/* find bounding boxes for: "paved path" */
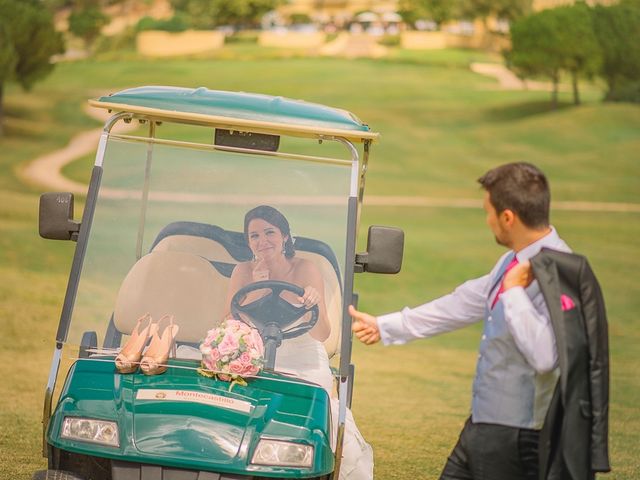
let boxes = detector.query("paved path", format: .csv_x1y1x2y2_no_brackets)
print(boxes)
19,103,136,195
363,196,640,213
470,62,555,91
18,101,640,213
320,33,388,58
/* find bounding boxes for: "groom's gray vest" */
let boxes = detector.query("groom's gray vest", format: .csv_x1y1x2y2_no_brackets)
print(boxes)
471,253,559,430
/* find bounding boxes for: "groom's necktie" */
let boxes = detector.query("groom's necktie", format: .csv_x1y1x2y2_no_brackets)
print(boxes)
491,256,519,309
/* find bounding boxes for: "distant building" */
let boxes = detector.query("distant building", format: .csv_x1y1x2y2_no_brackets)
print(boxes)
279,0,398,26
280,0,616,25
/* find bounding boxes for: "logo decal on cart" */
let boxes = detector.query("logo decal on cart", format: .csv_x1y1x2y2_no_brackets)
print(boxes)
136,389,252,413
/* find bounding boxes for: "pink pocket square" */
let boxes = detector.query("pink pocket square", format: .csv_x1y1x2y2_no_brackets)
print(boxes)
561,294,576,311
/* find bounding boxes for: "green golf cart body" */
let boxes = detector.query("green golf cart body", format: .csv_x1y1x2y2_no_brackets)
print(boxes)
36,86,403,480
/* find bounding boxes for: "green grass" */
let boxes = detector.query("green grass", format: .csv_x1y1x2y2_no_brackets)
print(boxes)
386,47,501,67
38,56,639,204
0,50,639,479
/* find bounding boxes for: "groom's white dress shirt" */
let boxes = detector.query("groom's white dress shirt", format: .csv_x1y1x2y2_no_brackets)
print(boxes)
377,227,571,374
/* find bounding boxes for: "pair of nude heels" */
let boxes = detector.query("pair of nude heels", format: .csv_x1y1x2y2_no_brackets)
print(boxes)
115,313,179,375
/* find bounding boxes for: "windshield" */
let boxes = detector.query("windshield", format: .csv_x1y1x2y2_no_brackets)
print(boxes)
63,130,355,387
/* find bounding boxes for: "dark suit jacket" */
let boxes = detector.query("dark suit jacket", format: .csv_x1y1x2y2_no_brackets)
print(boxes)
531,249,610,480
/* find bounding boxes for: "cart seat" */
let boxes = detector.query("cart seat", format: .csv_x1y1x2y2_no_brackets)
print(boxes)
113,250,225,344
149,221,344,358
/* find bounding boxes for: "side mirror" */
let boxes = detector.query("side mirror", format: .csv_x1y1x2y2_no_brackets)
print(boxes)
39,192,81,241
355,226,404,274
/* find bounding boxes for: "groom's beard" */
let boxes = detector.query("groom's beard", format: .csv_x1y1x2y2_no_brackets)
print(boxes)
493,227,510,248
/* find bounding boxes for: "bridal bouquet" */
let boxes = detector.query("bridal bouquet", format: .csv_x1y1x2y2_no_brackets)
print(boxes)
198,319,264,387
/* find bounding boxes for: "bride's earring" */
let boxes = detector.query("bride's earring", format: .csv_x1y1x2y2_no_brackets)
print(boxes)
282,242,286,255
252,253,257,262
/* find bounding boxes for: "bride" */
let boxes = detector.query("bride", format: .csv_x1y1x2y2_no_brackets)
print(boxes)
224,205,374,480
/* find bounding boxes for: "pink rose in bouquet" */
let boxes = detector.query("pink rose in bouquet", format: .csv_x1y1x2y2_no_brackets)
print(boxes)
198,319,264,385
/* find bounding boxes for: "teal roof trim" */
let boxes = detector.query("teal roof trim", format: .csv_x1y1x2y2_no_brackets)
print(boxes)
96,86,372,134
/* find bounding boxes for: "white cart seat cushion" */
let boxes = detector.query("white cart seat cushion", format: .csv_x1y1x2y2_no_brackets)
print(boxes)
114,250,227,343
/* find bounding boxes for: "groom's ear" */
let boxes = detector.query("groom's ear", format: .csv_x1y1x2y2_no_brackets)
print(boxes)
500,209,515,227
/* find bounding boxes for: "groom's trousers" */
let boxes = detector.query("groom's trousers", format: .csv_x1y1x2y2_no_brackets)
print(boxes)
439,417,539,480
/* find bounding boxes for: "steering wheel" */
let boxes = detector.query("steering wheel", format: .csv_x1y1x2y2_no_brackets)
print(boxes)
230,280,319,340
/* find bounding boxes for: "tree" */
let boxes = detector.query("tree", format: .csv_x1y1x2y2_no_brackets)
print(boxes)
170,0,283,30
43,0,74,10
459,0,531,49
0,0,64,136
460,0,532,24
493,0,532,23
509,4,601,107
68,4,110,50
398,0,461,28
550,3,601,105
593,0,640,102
508,9,564,107
0,24,16,136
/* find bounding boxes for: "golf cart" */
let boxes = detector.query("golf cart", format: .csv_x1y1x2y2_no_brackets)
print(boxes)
36,86,404,479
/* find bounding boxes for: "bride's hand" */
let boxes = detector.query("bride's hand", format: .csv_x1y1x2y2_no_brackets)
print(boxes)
251,257,269,282
298,286,320,309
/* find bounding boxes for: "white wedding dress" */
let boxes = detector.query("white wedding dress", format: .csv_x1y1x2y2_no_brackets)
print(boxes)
275,334,374,480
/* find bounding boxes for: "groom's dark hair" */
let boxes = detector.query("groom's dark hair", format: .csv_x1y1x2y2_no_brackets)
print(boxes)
478,162,550,229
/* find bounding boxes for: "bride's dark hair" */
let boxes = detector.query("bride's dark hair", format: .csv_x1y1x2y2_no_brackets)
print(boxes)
244,205,295,258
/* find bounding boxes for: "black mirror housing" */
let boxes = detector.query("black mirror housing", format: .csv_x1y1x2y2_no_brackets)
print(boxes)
356,225,404,274
39,192,81,241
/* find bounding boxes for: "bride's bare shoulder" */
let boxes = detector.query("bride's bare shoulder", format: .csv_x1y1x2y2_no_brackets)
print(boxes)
292,257,320,275
232,261,253,277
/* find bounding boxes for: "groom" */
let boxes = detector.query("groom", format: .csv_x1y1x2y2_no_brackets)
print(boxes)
351,162,573,479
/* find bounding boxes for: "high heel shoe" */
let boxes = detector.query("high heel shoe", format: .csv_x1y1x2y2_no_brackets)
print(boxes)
140,315,179,375
115,313,155,374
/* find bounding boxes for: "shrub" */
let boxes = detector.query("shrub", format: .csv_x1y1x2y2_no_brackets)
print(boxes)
136,13,190,33
378,34,401,47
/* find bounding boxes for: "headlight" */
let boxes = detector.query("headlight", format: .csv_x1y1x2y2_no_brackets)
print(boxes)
61,417,119,447
251,439,314,468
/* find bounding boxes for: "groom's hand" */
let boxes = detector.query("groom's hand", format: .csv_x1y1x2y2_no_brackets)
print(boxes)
503,260,533,290
349,305,381,345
